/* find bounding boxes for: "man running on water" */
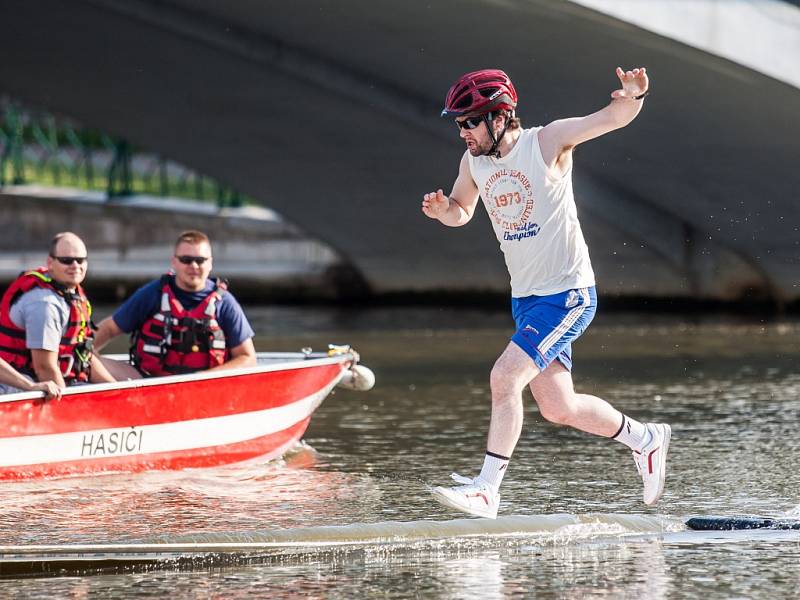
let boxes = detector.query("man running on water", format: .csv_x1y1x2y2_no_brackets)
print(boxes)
422,67,670,519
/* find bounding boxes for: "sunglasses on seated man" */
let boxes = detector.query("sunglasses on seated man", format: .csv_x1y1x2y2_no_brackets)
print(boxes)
50,255,88,265
175,255,211,266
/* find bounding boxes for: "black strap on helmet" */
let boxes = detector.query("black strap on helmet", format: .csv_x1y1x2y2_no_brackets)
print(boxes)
482,111,512,158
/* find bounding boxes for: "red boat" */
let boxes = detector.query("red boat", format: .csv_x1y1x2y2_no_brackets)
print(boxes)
0,348,374,481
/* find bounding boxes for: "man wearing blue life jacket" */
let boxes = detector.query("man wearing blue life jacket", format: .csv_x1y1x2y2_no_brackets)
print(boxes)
93,230,256,379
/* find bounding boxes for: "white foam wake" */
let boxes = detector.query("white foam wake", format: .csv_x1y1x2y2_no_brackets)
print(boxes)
150,512,681,546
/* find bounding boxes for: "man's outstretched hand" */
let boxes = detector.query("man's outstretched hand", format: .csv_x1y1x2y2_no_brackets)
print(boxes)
421,189,450,220
611,67,649,99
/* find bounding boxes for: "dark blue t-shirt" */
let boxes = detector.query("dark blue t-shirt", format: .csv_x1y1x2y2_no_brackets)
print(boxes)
112,277,255,348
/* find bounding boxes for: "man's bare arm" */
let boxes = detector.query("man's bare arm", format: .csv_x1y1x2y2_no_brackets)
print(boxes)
539,67,649,174
421,153,481,227
30,349,66,388
0,358,63,398
93,316,123,351
208,338,257,372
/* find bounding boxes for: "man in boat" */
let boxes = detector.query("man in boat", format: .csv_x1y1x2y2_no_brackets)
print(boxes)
422,67,671,518
0,231,116,394
93,229,256,379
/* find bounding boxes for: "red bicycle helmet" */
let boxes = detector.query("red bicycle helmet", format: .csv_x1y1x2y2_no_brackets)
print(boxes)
441,69,518,118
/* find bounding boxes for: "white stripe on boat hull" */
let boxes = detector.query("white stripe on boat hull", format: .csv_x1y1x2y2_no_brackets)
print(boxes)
0,382,335,468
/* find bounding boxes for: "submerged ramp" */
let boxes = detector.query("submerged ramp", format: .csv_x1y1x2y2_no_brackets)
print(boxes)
0,513,679,577
9,513,800,577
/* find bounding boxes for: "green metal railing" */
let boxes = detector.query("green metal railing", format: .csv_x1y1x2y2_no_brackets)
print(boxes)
0,102,245,208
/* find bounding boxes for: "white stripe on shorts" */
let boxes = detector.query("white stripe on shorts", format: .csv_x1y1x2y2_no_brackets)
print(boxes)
537,288,590,356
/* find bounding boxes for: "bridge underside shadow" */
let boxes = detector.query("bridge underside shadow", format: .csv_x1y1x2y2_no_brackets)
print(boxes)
1,0,798,304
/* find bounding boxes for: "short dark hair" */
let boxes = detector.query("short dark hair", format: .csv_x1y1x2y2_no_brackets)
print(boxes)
174,230,211,250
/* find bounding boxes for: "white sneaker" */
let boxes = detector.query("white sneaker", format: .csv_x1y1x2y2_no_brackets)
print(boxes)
431,473,500,519
633,423,671,505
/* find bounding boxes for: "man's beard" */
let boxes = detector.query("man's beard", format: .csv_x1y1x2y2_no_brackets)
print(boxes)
467,138,493,157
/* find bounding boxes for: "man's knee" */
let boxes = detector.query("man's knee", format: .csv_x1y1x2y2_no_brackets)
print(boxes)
100,356,142,380
490,351,537,398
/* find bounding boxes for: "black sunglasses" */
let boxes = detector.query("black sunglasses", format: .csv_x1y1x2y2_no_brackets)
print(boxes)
455,116,484,130
175,255,211,266
51,255,88,265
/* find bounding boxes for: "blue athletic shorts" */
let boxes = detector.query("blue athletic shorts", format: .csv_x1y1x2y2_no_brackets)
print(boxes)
510,286,597,372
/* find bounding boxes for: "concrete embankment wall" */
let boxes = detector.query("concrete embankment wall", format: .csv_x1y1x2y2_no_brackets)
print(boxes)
2,187,795,310
0,187,357,302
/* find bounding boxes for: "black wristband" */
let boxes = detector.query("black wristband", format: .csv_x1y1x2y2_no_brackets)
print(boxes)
634,91,649,100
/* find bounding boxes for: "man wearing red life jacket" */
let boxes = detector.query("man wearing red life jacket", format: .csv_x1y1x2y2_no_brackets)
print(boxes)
0,232,116,394
93,230,256,379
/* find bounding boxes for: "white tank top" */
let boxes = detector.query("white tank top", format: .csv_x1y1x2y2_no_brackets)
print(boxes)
467,127,595,297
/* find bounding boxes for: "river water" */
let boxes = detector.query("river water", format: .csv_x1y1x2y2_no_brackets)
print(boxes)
2,306,799,598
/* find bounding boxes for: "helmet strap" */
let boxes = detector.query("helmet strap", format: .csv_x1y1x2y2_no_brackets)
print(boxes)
482,111,510,158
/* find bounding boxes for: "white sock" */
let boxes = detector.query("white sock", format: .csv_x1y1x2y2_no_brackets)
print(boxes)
478,452,510,491
613,415,650,452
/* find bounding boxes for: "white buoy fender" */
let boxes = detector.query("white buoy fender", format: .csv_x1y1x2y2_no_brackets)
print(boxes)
337,364,376,391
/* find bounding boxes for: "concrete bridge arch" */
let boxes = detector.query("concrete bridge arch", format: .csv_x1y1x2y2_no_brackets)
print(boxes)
1,0,798,304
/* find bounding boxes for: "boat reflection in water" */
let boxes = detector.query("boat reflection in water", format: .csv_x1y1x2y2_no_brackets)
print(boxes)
0,347,375,481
